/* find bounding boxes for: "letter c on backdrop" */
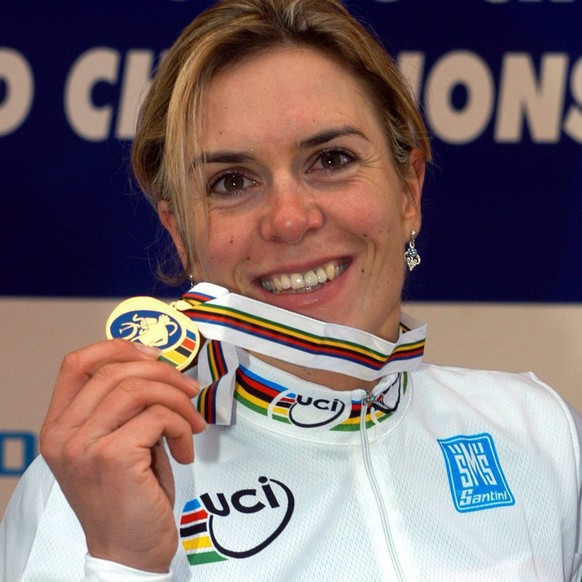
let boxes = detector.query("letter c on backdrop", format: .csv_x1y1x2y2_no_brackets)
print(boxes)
64,47,120,141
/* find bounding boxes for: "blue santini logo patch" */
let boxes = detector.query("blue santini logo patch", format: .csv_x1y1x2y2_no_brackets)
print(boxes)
438,433,515,513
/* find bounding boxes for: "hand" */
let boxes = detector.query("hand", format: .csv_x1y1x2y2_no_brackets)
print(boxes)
40,339,206,573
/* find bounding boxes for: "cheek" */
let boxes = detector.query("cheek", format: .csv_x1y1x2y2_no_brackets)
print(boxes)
355,207,399,241
343,183,403,228
206,239,232,263
202,223,255,283
204,214,236,255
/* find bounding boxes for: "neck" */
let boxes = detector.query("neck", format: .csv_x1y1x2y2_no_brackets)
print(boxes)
250,311,405,392
251,351,379,392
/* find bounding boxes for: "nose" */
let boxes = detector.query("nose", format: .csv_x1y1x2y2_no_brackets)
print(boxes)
259,184,324,244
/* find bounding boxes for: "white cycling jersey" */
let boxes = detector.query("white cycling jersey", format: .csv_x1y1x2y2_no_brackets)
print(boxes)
2,342,581,581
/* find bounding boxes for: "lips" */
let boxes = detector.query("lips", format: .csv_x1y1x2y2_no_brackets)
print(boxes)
259,260,348,293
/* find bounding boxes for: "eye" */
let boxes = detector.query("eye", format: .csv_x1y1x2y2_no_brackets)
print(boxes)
308,149,356,174
208,170,259,197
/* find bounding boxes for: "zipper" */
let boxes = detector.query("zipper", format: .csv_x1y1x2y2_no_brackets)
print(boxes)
360,390,405,582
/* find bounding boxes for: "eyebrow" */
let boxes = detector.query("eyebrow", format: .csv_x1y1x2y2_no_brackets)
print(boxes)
196,125,369,167
199,151,255,165
298,126,369,149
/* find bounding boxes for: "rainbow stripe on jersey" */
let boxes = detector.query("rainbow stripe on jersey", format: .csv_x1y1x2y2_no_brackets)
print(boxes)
231,364,406,431
180,498,227,566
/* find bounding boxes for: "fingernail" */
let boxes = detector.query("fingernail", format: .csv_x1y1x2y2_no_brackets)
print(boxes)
133,342,162,358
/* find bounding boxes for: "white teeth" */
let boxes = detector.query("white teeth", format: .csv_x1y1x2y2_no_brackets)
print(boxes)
325,263,336,281
304,270,318,287
291,273,304,289
260,261,346,293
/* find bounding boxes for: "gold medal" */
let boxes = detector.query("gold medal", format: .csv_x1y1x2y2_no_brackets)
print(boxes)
106,296,201,370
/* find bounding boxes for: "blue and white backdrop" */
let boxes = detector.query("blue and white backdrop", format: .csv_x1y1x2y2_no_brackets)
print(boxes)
1,0,581,513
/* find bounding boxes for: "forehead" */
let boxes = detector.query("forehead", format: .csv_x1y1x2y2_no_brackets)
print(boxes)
200,46,381,149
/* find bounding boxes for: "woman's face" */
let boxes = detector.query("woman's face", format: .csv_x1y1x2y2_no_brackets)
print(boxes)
162,47,423,342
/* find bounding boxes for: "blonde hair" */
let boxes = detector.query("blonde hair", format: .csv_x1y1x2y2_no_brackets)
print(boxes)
132,0,431,283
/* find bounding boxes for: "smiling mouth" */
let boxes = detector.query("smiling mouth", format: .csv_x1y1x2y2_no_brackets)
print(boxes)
259,260,348,294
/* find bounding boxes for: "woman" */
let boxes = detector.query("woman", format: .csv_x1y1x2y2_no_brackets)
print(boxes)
1,0,580,580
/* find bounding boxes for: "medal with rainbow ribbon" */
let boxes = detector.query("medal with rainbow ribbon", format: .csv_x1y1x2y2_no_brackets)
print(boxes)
106,296,201,371
106,282,427,424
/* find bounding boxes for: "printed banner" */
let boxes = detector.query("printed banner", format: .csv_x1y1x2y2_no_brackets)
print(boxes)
1,0,581,300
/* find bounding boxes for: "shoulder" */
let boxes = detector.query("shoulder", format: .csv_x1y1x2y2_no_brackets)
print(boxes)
411,363,581,462
415,362,572,411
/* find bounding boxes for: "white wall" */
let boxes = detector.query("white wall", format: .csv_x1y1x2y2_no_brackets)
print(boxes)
1,298,581,517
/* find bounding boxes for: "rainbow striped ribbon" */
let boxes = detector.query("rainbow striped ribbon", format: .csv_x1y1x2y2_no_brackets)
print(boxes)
172,282,426,425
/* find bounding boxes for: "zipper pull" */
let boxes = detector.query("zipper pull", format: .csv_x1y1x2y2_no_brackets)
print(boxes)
363,390,375,407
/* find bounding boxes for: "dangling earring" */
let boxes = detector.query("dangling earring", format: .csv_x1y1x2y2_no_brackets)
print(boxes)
404,230,421,271
188,273,196,287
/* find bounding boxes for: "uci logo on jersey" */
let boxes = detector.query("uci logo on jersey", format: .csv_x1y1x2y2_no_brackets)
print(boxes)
180,476,295,566
438,433,515,513
287,395,346,428
234,365,350,429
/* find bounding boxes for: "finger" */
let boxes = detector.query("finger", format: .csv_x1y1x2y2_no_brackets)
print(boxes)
45,339,162,425
85,404,200,468
119,405,198,465
45,387,205,479
52,359,200,429
81,376,206,440
42,375,205,466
